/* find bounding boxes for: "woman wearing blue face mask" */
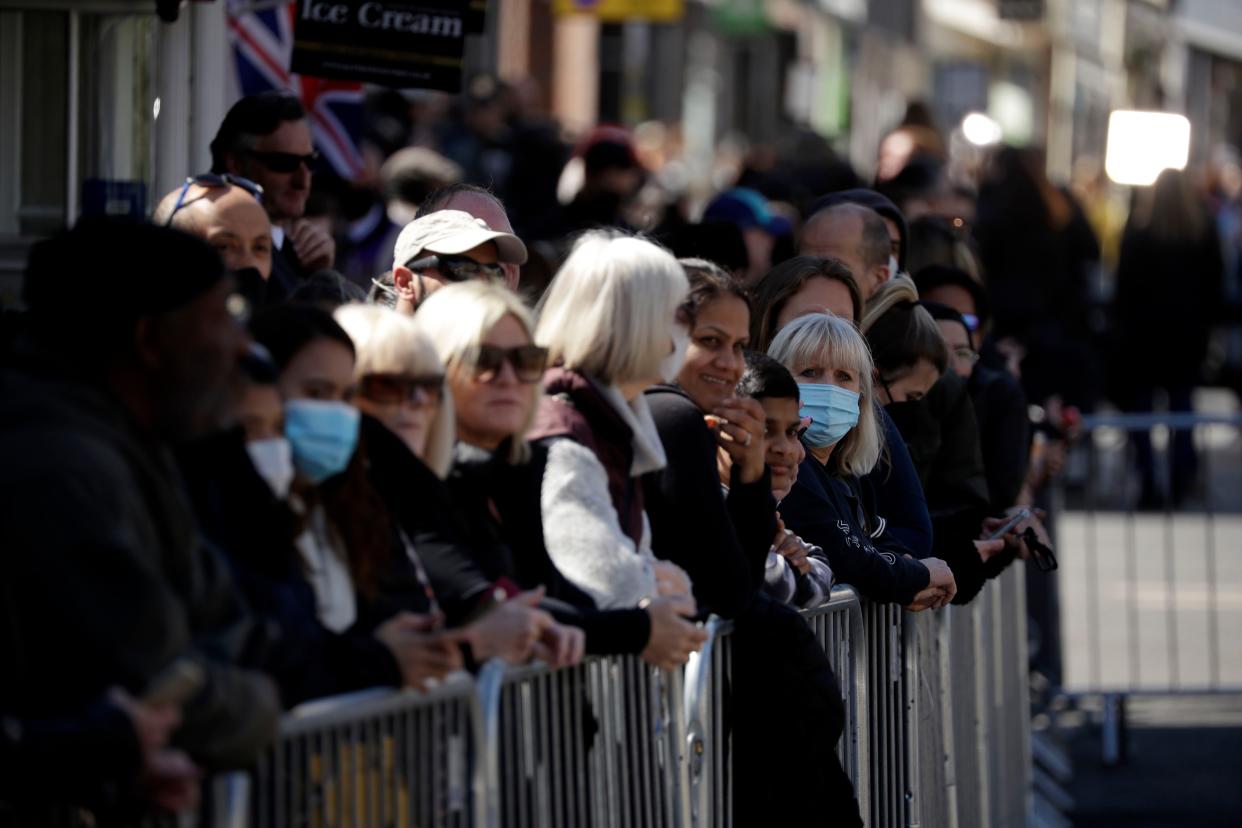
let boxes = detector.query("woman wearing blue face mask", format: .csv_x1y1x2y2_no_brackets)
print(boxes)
768,312,958,609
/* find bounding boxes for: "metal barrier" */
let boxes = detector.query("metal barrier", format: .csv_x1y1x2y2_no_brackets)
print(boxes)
681,586,866,828
475,655,686,828
96,571,1035,828
1056,411,1242,696
249,678,486,827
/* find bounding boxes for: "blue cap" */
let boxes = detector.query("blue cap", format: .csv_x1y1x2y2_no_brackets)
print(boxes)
703,188,792,236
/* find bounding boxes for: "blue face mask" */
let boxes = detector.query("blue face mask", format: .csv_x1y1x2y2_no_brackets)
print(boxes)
797,383,860,448
284,399,361,484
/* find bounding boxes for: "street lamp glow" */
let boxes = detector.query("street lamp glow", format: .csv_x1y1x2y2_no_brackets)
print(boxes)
1105,110,1190,186
962,112,1002,146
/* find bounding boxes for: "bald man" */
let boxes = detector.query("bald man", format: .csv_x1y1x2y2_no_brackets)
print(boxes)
153,181,274,281
799,203,892,299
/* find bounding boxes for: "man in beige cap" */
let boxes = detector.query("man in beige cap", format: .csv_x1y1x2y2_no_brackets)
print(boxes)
379,209,527,314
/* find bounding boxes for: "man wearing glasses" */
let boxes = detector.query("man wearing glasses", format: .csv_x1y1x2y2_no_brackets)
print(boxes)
210,91,335,297
374,209,527,315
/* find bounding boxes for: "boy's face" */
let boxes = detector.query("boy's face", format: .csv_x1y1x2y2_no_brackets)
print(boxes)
759,395,804,501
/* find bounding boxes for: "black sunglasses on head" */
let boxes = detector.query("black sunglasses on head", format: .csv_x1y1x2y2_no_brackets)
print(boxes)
406,254,505,283
246,149,320,173
164,173,264,226
473,344,548,384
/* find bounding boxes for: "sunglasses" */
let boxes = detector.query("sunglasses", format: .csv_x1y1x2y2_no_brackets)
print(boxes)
407,254,505,283
473,344,548,384
246,150,320,173
165,173,264,226
360,373,444,406
953,346,980,365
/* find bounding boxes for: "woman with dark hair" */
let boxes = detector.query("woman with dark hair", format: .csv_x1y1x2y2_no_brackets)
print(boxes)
249,303,578,678
647,259,864,827
861,280,1005,604
749,255,863,351
1114,168,1224,506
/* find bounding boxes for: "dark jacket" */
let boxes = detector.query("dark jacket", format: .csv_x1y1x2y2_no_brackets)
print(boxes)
359,415,496,627
779,454,930,605
863,407,934,558
641,384,776,619
887,373,1008,604
446,442,652,655
0,362,279,779
1113,222,1225,392
178,428,403,707
969,364,1029,511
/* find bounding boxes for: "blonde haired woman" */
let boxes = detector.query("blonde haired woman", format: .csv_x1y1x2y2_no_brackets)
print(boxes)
768,312,957,608
334,303,456,477
417,279,707,668
521,231,697,611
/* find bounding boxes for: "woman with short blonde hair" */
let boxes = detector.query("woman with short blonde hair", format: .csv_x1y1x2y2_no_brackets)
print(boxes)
334,303,456,478
768,312,959,609
535,231,690,388
417,278,706,669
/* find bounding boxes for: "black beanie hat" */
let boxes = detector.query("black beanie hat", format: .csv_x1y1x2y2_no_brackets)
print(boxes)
23,217,226,352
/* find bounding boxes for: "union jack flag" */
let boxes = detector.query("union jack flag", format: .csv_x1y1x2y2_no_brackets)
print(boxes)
225,1,367,181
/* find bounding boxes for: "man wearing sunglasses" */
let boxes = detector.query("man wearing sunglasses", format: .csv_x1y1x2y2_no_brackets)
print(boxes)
210,91,335,296
383,209,527,315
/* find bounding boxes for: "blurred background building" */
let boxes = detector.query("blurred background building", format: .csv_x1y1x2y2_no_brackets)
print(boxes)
1,0,1240,292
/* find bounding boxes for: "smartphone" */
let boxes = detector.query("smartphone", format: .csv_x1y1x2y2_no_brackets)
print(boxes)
143,659,205,706
986,507,1031,541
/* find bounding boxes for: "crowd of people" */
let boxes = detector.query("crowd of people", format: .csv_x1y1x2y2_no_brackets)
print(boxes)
1,85,1231,825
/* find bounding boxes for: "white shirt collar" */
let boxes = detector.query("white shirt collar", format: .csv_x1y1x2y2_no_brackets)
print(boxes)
595,380,668,477
271,225,285,251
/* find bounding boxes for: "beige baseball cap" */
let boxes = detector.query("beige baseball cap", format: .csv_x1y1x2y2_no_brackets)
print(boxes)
392,209,528,270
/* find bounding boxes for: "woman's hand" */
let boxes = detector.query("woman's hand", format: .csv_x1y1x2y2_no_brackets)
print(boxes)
375,612,465,689
640,595,708,671
709,397,766,484
654,560,693,596
466,588,555,665
533,622,587,669
904,557,956,610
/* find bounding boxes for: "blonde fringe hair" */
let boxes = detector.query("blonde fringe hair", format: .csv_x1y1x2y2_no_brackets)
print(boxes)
860,274,919,333
333,303,457,479
767,312,885,477
535,231,689,385
414,280,540,465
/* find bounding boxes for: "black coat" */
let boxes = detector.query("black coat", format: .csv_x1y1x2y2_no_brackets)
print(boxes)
445,442,651,655
1113,223,1224,392
779,455,930,606
969,364,1029,511
641,384,776,619
0,360,279,780
178,428,403,707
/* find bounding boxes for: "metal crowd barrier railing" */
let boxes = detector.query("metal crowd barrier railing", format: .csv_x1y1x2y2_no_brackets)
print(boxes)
1051,410,1242,763
123,571,1033,827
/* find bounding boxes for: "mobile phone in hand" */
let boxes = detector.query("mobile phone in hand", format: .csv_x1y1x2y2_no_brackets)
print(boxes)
986,507,1031,541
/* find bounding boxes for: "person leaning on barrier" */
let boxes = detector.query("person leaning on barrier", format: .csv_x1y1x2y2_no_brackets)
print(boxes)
0,218,280,819
523,231,700,613
651,259,863,826
178,346,450,706
414,280,706,669
862,278,1005,604
750,255,935,559
728,351,836,609
768,312,957,608
335,302,585,669
249,304,576,678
